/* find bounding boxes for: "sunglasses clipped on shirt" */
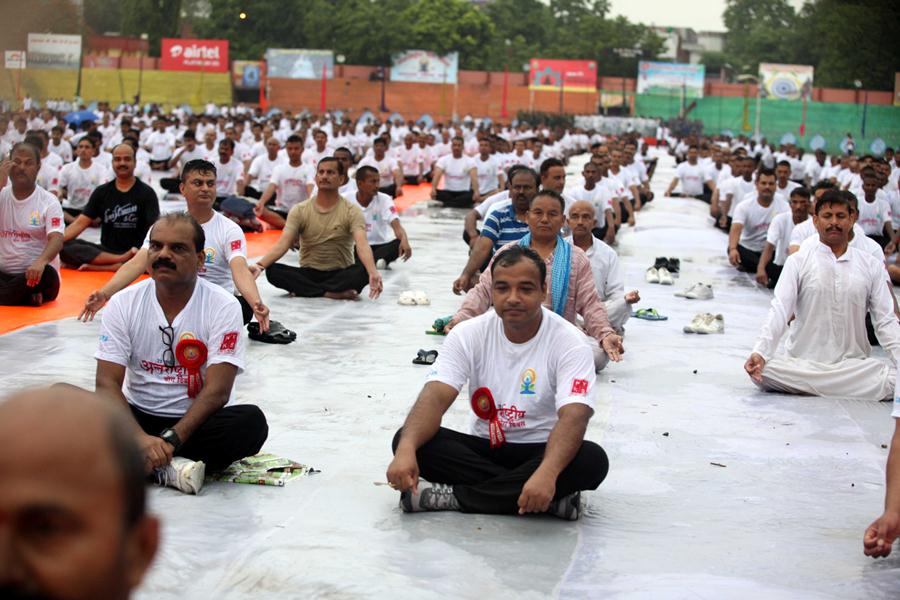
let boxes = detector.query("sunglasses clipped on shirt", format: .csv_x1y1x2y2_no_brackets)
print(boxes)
159,325,175,368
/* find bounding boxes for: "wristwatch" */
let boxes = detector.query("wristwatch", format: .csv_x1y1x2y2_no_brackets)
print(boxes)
160,428,182,452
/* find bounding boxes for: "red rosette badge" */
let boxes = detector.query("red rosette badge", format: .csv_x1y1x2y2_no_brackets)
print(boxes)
175,338,208,398
471,387,506,448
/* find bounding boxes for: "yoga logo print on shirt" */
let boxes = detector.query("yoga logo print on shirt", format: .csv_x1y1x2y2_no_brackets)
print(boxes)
29,211,41,227
199,247,217,272
520,368,537,395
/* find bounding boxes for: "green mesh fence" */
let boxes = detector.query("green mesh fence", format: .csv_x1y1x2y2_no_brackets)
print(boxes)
634,94,900,153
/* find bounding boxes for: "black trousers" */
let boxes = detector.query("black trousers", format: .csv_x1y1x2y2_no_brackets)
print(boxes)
436,189,474,208
766,262,784,289
392,427,609,514
160,177,180,193
236,294,253,325
737,244,762,274
364,239,401,266
130,404,268,472
403,175,420,186
244,185,262,200
0,266,60,305
379,183,397,198
618,198,633,223
715,215,733,233
60,239,115,267
266,262,368,297
868,233,890,249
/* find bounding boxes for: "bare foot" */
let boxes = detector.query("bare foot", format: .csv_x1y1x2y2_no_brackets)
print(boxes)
324,290,359,300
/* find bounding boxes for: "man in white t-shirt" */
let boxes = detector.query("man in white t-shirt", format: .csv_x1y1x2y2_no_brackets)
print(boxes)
303,129,334,172
756,186,811,288
431,136,477,208
253,135,313,230
568,161,615,245
858,167,894,250
0,142,65,305
358,137,403,198
144,120,175,170
245,136,284,198
387,245,609,518
472,138,504,203
774,160,801,202
59,137,110,223
81,159,275,338
715,156,756,231
397,133,424,185
728,169,788,274
48,125,74,163
94,212,268,494
350,166,412,267
666,145,710,200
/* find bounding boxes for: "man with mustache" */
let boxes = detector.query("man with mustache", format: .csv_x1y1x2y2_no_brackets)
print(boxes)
93,213,268,494
60,143,159,271
744,190,900,401
80,160,272,337
0,142,65,306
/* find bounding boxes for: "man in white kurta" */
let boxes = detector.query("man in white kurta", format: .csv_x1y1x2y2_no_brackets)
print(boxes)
745,191,900,400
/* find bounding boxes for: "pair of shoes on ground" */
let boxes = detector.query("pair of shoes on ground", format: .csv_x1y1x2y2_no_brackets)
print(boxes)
155,456,205,495
247,320,297,344
399,290,430,305
674,283,714,300
684,313,725,334
399,480,582,520
646,257,679,285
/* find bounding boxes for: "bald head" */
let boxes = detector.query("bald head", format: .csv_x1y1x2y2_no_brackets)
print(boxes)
0,386,157,600
567,200,598,242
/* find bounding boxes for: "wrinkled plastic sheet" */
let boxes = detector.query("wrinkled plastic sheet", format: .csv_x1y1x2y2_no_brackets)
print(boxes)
1,152,898,599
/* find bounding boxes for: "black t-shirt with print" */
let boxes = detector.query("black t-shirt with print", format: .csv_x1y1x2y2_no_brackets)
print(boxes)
82,179,160,252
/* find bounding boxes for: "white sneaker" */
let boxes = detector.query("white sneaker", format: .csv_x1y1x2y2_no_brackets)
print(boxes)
412,290,430,305
657,267,674,285
683,313,707,333
645,267,660,283
155,457,205,495
694,313,725,334
684,284,714,300
398,291,417,305
376,258,388,269
674,283,699,298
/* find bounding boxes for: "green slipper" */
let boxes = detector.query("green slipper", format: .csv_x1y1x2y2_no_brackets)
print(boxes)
632,308,668,321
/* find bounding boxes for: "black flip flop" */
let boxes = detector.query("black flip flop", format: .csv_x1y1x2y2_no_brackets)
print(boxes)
248,321,297,344
412,349,438,365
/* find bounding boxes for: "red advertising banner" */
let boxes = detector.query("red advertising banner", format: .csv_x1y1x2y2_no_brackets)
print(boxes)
529,59,597,93
160,38,228,72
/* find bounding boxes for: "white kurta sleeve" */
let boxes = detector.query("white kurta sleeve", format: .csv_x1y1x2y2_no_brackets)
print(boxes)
752,253,801,361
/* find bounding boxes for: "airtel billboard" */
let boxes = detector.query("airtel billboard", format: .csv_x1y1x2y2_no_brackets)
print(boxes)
160,38,228,72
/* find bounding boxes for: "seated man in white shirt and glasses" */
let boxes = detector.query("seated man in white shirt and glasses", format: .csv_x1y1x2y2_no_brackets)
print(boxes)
92,213,268,494
387,245,609,519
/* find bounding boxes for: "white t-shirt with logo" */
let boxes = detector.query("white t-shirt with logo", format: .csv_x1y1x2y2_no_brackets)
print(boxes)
143,211,246,293
567,184,613,228
59,161,110,210
0,185,65,273
211,158,244,197
358,154,400,188
435,155,475,191
733,197,789,252
396,145,423,177
766,212,807,266
426,308,596,444
674,161,707,196
349,192,398,245
95,278,245,417
473,155,503,194
248,154,285,190
857,197,892,236
270,162,313,211
724,177,757,217
146,131,175,161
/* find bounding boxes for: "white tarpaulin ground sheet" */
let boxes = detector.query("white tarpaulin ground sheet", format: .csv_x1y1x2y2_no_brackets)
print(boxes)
1,151,898,598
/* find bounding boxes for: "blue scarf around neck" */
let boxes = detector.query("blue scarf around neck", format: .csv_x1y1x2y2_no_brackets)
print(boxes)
518,233,571,316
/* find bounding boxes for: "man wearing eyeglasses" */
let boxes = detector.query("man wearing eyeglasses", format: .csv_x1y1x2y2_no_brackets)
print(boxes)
93,212,268,494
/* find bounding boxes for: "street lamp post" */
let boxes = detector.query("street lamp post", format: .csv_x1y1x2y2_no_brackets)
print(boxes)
136,33,149,106
501,38,511,119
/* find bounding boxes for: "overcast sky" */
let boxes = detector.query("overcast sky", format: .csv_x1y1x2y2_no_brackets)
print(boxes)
607,0,808,32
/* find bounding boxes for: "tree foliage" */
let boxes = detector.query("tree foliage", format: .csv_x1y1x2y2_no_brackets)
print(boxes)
721,0,899,90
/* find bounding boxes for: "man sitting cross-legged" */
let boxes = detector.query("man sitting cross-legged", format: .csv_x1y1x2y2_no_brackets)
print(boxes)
255,157,383,300
349,165,412,268
744,190,900,400
387,245,609,518
92,213,268,494
80,160,271,335
61,143,159,271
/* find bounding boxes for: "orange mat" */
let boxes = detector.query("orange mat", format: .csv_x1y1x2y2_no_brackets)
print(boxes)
0,185,433,335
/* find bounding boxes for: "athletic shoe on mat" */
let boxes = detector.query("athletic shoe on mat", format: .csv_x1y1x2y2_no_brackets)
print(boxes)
155,457,205,495
694,313,725,334
548,491,582,521
683,313,708,333
684,283,714,300
645,267,660,284
657,267,674,285
400,481,460,512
